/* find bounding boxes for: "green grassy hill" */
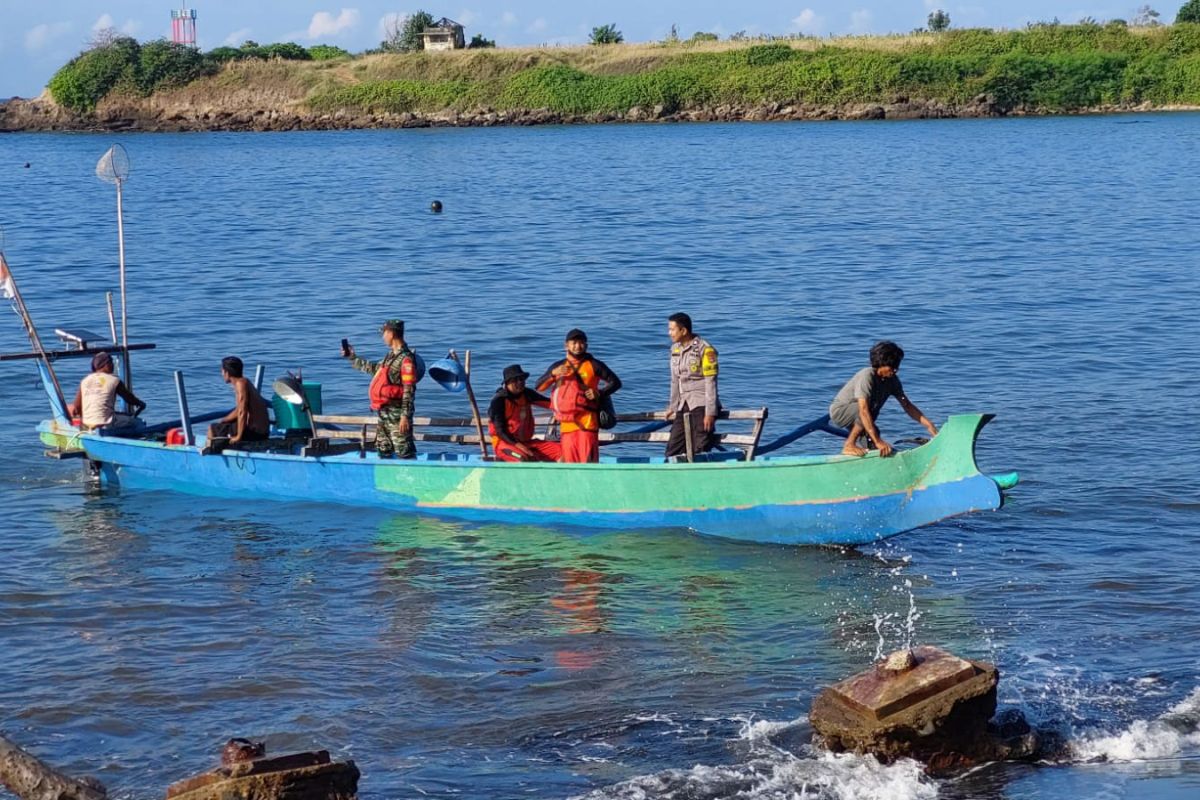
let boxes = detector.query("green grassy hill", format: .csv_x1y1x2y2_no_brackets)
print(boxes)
24,23,1200,129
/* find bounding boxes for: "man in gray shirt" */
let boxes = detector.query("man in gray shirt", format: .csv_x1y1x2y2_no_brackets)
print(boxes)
829,341,938,457
666,312,719,459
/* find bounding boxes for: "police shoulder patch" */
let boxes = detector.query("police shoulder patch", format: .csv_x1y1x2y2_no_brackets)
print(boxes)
701,346,718,377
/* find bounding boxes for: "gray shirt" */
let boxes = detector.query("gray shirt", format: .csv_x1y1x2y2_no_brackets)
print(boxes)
668,336,719,417
829,367,903,428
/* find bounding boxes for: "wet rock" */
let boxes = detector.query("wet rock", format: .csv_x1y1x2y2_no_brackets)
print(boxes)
881,648,918,673
221,738,265,766
811,647,1008,772
167,750,358,800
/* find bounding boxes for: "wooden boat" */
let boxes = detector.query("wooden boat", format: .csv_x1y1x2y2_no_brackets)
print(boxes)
3,257,1016,547
2,185,1016,547
26,403,1013,546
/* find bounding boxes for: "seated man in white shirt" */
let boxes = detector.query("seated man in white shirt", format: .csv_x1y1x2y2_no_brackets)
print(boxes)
66,351,145,431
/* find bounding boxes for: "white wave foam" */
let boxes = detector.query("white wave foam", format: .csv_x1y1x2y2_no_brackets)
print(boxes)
572,751,936,800
737,715,807,745
761,752,937,800
1072,686,1200,762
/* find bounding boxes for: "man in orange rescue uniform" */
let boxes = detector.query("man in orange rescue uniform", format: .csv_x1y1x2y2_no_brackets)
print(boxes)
487,364,561,463
536,329,622,463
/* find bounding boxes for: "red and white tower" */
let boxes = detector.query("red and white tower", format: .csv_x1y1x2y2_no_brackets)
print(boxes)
170,3,198,47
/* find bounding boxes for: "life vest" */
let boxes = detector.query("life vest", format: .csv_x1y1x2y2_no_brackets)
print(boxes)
552,357,599,433
488,391,537,449
368,349,416,411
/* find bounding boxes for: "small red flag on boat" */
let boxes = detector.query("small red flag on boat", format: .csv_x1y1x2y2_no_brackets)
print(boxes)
0,252,16,301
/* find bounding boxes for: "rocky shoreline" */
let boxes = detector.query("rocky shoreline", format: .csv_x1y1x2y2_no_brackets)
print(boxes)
0,95,1184,133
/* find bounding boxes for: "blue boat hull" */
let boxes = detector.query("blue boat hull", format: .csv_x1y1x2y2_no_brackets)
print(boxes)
44,414,1008,547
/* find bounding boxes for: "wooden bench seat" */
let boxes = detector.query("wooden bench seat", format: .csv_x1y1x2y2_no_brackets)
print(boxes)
308,407,769,461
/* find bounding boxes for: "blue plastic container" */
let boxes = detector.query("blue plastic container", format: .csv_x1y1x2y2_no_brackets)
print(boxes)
427,357,466,393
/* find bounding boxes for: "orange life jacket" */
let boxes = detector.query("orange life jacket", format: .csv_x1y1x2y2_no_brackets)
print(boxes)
368,350,416,411
552,358,599,433
488,392,537,448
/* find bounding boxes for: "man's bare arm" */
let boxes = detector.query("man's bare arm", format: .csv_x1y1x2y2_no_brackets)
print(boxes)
858,397,893,457
231,381,248,442
67,388,83,418
898,395,938,437
116,382,145,413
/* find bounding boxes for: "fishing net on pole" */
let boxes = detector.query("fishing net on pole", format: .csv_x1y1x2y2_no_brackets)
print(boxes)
95,144,130,184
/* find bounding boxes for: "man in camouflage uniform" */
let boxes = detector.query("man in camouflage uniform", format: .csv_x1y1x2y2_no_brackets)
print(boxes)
345,319,417,459
665,312,720,460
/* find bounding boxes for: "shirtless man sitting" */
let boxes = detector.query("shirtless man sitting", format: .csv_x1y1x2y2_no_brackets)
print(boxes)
204,356,270,452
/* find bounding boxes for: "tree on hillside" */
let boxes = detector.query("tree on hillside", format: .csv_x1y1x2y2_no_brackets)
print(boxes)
927,10,951,31
590,24,624,45
88,26,125,49
467,34,495,49
1133,5,1162,25
1178,1,1200,23
381,10,435,52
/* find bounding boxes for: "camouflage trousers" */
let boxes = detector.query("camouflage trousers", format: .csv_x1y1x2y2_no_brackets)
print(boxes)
377,405,416,459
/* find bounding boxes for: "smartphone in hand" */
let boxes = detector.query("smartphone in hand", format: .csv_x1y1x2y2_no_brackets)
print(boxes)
341,338,351,357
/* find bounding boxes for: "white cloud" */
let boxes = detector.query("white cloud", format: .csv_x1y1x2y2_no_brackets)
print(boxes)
224,28,253,46
24,22,71,52
91,13,139,37
848,9,873,33
791,9,825,34
307,8,360,40
501,11,518,26
527,17,547,33
456,9,477,26
923,0,939,8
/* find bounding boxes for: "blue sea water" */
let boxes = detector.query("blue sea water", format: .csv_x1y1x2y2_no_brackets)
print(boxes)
0,115,1198,799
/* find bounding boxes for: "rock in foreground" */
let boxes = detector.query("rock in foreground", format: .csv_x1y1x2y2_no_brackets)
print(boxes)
810,645,1043,774
166,750,358,800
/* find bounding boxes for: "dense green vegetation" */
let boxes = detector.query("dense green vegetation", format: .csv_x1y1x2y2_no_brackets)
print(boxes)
309,23,1200,115
46,23,1200,117
48,38,338,112
590,25,625,45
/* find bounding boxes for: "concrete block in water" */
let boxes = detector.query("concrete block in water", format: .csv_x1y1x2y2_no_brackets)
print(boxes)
810,645,1000,765
166,750,358,800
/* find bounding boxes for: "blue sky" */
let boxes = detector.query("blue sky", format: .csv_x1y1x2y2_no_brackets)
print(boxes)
0,2,1175,97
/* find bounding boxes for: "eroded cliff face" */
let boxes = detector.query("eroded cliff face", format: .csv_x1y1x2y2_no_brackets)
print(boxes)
0,92,1179,134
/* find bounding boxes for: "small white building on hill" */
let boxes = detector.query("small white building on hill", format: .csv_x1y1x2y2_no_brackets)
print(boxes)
422,18,466,51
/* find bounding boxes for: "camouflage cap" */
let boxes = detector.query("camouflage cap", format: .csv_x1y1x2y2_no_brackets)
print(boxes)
381,319,405,337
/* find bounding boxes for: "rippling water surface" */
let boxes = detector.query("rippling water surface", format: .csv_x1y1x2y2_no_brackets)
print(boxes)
1,116,1198,799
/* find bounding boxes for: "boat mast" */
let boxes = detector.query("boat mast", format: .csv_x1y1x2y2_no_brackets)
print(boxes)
0,246,69,418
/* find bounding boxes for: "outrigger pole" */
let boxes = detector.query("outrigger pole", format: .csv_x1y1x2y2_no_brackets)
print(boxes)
0,246,69,419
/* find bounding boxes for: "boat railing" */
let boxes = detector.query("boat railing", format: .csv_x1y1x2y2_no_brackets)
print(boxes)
308,407,770,461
